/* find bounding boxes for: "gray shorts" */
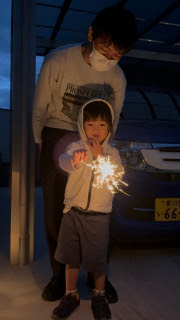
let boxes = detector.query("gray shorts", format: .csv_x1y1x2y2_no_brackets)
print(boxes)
55,207,110,272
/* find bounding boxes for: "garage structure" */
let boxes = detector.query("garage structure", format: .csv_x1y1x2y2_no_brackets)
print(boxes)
10,0,180,265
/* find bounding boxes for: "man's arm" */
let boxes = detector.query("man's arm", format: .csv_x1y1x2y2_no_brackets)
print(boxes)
32,53,58,144
110,69,127,135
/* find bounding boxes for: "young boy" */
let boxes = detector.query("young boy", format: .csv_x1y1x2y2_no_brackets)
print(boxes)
52,99,123,320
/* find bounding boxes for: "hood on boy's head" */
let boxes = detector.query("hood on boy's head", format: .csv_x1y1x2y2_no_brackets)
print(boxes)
78,98,114,145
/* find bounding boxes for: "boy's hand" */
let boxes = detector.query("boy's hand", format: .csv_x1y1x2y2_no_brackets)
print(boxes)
72,149,88,166
87,137,103,159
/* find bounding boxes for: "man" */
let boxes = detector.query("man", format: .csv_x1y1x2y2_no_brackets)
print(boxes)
33,2,137,303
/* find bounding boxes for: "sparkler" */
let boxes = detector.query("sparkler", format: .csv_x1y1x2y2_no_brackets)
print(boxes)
83,155,129,195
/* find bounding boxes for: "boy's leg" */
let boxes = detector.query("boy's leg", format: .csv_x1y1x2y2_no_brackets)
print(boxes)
87,240,118,303
93,271,106,291
91,272,111,320
52,265,80,320
66,264,79,291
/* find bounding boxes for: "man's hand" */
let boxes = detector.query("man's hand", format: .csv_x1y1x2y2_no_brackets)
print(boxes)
72,149,88,166
87,137,103,159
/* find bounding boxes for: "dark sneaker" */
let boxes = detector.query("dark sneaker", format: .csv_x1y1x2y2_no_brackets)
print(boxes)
42,277,65,301
105,277,118,304
87,274,118,304
52,293,80,320
91,294,111,320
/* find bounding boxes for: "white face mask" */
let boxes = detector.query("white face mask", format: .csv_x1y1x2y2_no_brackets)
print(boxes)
89,44,118,72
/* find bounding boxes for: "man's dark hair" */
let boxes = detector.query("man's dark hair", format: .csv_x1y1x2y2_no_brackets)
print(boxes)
91,3,137,53
83,101,113,137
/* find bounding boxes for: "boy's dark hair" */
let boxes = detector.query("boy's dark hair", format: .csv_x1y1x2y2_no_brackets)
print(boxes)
83,101,113,137
91,3,137,53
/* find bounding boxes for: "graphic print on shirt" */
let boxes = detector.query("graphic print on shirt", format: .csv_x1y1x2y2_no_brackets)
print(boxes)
61,83,113,122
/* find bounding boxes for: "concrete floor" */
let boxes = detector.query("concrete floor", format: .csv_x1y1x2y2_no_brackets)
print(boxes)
1,187,180,320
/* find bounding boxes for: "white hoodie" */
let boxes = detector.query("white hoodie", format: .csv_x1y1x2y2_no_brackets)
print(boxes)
59,99,123,213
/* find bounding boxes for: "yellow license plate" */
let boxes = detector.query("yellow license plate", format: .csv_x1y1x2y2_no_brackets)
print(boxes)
155,198,180,221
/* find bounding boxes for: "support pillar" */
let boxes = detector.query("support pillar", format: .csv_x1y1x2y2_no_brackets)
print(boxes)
10,0,36,265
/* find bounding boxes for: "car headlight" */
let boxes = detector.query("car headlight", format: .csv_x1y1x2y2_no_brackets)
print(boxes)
111,141,152,170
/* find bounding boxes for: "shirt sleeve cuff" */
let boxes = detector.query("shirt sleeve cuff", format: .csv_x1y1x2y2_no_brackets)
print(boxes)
34,138,42,144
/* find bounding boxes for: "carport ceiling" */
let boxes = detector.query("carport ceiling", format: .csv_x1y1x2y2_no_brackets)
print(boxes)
35,0,180,91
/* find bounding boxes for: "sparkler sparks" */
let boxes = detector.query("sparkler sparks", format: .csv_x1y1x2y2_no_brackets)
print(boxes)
83,155,129,195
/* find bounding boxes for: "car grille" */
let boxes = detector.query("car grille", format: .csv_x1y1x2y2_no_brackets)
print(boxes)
141,143,180,172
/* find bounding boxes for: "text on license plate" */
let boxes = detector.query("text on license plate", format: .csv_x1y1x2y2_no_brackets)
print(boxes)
155,198,180,221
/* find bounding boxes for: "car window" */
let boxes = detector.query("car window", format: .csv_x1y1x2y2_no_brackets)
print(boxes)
145,92,180,121
121,89,180,121
121,90,152,120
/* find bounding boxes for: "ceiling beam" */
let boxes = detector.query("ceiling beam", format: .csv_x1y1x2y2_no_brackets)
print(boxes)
137,88,157,119
126,49,180,63
36,2,61,9
137,0,180,38
37,37,180,62
45,0,72,55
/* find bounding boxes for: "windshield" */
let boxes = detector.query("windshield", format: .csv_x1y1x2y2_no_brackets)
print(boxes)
120,89,180,121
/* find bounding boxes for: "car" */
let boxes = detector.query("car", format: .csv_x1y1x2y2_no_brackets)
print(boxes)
110,88,180,246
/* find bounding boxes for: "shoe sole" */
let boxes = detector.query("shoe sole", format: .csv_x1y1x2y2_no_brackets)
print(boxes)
51,305,80,320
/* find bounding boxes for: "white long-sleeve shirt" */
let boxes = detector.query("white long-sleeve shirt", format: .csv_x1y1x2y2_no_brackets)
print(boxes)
33,44,127,143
